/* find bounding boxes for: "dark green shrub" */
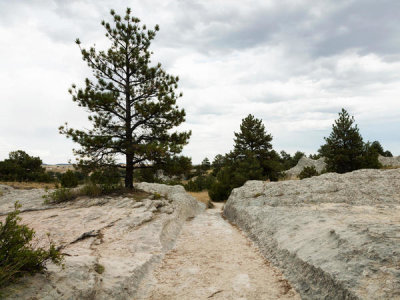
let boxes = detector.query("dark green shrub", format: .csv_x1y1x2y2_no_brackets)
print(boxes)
299,166,319,179
360,142,382,169
43,188,77,204
208,153,267,202
0,202,63,289
208,181,232,202
184,175,216,192
60,170,79,188
0,150,53,182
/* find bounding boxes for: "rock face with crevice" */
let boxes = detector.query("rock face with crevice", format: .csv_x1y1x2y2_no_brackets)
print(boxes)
224,169,400,300
285,156,326,178
0,183,204,299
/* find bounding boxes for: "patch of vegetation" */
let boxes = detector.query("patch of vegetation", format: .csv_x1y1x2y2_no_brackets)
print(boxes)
94,263,105,274
184,175,215,192
79,183,103,198
153,192,162,200
43,188,77,204
59,170,79,188
0,202,63,289
318,109,382,173
299,166,319,179
0,150,53,183
44,180,123,204
208,114,283,202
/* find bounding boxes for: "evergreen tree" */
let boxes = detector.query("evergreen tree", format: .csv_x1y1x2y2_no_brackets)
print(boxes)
0,150,51,182
370,141,393,157
209,114,281,201
319,109,364,173
59,8,190,188
211,154,225,176
201,157,211,171
233,114,273,156
232,114,281,180
361,142,382,169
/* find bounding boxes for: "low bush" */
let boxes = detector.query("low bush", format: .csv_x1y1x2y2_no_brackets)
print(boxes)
184,175,215,192
299,166,319,179
79,183,103,198
0,202,63,289
59,170,79,188
43,188,77,204
208,181,232,202
44,182,123,204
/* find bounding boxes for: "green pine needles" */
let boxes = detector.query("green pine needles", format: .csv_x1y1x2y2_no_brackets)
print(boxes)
60,8,190,188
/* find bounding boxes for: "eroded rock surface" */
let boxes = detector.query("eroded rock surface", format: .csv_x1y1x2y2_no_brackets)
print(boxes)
285,156,326,178
138,202,300,300
224,169,400,300
378,154,400,168
0,183,204,299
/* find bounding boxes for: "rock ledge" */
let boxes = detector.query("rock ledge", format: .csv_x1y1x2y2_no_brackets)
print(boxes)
224,169,400,300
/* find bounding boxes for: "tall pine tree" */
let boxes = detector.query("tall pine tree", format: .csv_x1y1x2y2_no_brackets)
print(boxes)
209,114,281,201
233,114,273,156
319,108,364,173
60,8,190,188
232,114,281,180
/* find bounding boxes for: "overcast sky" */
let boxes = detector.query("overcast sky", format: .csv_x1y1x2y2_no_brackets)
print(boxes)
1,0,400,164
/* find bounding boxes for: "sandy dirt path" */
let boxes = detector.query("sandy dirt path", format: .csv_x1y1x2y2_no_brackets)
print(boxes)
140,203,300,300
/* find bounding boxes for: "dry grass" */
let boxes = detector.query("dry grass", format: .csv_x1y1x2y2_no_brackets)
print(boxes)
0,181,57,189
189,191,214,208
43,165,75,173
380,165,400,170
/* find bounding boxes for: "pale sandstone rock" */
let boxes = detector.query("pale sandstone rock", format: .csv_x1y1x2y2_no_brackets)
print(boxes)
224,169,400,300
378,154,400,167
285,156,326,178
0,183,204,299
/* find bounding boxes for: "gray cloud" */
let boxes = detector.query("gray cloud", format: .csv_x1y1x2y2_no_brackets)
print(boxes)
0,0,400,164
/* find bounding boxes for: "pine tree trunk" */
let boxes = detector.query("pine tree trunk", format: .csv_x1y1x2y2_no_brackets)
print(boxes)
124,45,133,189
125,154,134,189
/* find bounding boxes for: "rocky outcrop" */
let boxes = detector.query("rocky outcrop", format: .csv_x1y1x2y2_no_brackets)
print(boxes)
378,155,400,168
0,183,204,299
285,156,326,178
224,169,400,299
